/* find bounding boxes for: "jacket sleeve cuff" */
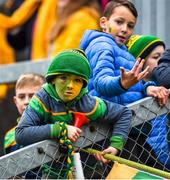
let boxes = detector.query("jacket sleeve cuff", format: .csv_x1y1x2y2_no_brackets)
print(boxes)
119,78,128,90
108,77,127,95
143,81,157,95
110,135,125,151
51,123,61,139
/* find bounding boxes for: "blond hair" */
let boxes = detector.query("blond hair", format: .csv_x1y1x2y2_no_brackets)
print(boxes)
15,73,45,92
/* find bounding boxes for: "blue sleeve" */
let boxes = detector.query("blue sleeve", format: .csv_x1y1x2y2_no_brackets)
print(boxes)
92,49,126,97
143,81,157,95
15,106,52,146
98,99,132,150
103,101,132,140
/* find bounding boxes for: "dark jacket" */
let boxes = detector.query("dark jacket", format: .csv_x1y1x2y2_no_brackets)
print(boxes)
151,49,170,88
15,83,132,151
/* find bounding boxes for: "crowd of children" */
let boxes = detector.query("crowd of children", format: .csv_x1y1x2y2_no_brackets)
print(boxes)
1,0,170,178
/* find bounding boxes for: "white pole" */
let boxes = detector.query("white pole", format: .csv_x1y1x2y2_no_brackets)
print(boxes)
73,152,85,179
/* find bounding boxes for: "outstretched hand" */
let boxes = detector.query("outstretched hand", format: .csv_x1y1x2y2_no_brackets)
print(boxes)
94,146,118,164
147,86,169,107
67,125,82,142
120,58,149,89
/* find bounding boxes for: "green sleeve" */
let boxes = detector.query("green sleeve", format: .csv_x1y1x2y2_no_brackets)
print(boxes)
110,136,125,151
50,123,61,139
29,95,49,123
88,97,106,121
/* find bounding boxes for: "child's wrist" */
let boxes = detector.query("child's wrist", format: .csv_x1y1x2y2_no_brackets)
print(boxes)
120,79,128,90
143,81,156,95
110,136,124,151
51,123,61,139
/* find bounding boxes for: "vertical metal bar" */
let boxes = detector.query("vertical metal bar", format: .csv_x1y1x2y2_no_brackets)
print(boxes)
156,0,165,40
141,0,152,34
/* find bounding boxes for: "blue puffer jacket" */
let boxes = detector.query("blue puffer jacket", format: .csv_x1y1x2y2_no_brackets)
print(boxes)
80,30,153,105
147,115,170,168
80,30,170,169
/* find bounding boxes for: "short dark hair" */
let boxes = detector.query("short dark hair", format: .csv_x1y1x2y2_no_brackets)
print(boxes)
103,0,138,19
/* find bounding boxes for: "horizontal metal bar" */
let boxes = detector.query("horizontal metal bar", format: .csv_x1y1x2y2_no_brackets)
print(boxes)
0,60,51,84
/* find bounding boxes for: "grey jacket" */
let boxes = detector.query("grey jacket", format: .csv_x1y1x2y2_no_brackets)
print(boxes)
151,49,170,88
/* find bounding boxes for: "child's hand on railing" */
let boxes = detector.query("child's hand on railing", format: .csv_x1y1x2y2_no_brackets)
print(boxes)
146,86,169,106
67,125,81,142
94,146,119,164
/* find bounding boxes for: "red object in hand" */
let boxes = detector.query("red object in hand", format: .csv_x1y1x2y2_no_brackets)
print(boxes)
73,112,89,128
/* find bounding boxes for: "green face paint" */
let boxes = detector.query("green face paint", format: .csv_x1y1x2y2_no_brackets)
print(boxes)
52,73,83,102
109,27,112,33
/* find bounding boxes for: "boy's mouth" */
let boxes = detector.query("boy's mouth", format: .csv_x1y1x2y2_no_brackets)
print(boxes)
117,35,126,43
65,91,74,95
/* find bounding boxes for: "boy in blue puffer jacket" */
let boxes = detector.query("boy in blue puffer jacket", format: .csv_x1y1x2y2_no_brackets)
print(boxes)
80,0,169,170
80,0,168,106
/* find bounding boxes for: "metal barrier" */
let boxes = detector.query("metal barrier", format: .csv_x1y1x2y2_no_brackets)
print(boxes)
0,95,170,179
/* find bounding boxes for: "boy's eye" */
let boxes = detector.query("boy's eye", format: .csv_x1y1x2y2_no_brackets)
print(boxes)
18,95,25,100
75,78,83,83
151,53,161,60
152,56,160,61
116,20,123,25
29,94,34,99
59,75,68,81
128,23,135,29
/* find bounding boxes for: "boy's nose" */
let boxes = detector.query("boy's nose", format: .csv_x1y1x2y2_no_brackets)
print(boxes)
121,24,128,33
24,96,30,105
67,80,74,88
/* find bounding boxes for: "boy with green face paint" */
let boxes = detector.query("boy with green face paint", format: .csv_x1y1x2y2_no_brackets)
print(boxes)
52,74,84,103
15,49,132,178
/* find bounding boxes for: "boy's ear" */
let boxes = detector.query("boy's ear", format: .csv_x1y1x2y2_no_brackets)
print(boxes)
13,96,17,105
100,17,107,31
